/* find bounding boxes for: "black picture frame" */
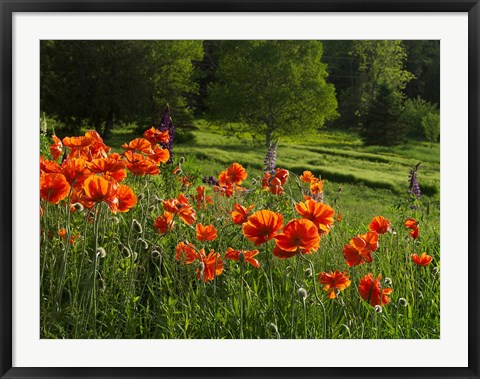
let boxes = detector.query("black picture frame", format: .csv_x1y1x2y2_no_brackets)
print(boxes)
1,1,479,378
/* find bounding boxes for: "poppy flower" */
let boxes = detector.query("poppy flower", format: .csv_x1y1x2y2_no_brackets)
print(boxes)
62,135,94,149
319,270,351,299
196,223,217,242
175,241,200,264
40,173,71,204
193,186,213,209
40,157,61,174
274,168,289,185
121,138,153,154
123,151,160,176
197,250,224,282
225,247,260,268
149,145,170,164
411,252,433,267
58,228,79,245
162,194,196,225
88,158,127,183
310,180,324,195
295,199,335,234
261,168,289,195
226,163,248,185
369,216,391,234
61,158,90,187
49,135,63,161
404,218,419,239
115,185,137,212
143,127,169,145
358,273,393,307
242,210,284,246
300,170,315,183
268,177,284,195
274,218,320,255
231,203,254,225
272,244,297,259
342,231,378,267
154,212,175,234
82,174,118,212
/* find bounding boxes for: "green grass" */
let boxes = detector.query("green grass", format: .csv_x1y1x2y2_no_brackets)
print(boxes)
40,121,440,339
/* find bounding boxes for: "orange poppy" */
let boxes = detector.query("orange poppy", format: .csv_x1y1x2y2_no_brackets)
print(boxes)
268,177,284,195
49,135,63,161
40,157,61,174
162,194,196,225
404,218,419,239
193,186,213,209
175,241,200,264
225,247,260,268
149,145,170,164
196,223,217,242
226,163,248,185
61,158,90,187
300,170,315,183
121,138,153,154
154,212,175,234
275,168,289,185
274,218,320,255
319,270,351,299
242,210,284,246
231,203,254,225
58,228,79,245
369,216,391,234
143,127,169,145
295,199,335,234
82,174,118,212
40,173,71,204
358,273,393,307
123,151,160,176
411,252,433,267
272,244,297,259
197,249,224,282
116,185,137,212
261,168,289,195
88,158,127,183
309,179,324,195
62,135,94,149
342,231,378,267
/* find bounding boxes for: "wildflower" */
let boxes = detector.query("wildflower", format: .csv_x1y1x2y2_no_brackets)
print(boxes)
143,127,169,145
263,140,278,174
202,176,219,186
138,238,149,250
72,202,84,212
369,216,391,234
318,270,351,299
342,231,379,267
231,203,254,225
149,145,170,164
404,218,419,239
300,170,315,183
196,249,224,282
196,223,217,242
123,151,160,176
294,199,335,235
175,241,200,264
408,162,421,202
96,247,107,258
40,173,71,204
411,252,433,267
226,162,248,185
358,273,393,307
274,218,320,256
162,194,196,225
121,138,153,154
61,158,90,187
157,106,175,163
116,185,137,213
193,186,213,209
81,174,118,212
261,168,289,195
49,135,63,161
225,247,260,268
153,212,175,234
88,158,127,183
40,157,62,174
242,210,284,246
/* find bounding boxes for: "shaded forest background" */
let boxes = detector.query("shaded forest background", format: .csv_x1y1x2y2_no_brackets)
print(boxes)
40,40,440,147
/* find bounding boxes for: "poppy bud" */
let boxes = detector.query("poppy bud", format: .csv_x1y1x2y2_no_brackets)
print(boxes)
266,322,278,335
96,247,106,259
179,156,185,165
137,193,145,201
132,219,143,234
148,205,156,213
432,266,440,276
297,288,307,301
73,202,84,212
304,268,312,278
398,298,408,307
113,216,120,224
251,178,257,185
138,238,149,250
119,243,131,258
374,305,383,313
198,262,205,280
384,277,393,286
238,251,245,263
151,250,162,259
132,252,138,261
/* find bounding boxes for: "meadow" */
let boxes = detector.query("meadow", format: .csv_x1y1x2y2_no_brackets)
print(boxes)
40,120,440,339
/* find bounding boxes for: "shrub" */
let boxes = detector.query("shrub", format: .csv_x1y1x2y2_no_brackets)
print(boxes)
421,113,440,143
401,96,439,139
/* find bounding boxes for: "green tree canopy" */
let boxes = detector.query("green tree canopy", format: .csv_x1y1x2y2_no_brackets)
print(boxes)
41,40,203,137
207,41,338,147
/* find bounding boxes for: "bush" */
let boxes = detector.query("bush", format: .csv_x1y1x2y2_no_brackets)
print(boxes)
401,97,439,139
421,113,440,143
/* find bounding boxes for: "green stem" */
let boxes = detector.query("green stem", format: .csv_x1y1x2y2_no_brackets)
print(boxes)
290,255,301,338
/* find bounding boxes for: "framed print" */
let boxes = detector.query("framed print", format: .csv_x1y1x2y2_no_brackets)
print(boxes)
1,1,479,378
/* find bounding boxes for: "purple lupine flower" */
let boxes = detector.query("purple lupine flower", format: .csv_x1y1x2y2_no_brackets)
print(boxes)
264,140,278,174
408,162,421,204
157,106,175,163
202,176,219,186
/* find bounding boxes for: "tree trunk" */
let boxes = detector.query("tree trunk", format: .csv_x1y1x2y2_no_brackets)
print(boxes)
265,126,273,148
102,111,114,140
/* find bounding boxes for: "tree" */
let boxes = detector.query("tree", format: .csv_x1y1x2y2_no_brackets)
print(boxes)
421,113,440,143
41,40,203,138
207,41,338,147
359,83,407,146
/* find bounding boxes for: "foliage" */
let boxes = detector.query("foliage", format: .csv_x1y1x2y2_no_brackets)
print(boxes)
207,41,338,147
421,113,440,143
401,96,439,139
359,83,407,146
41,41,203,137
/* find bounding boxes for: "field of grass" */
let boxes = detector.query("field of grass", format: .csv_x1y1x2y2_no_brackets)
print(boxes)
40,121,440,339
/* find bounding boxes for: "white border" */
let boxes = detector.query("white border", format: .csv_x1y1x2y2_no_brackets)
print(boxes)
13,13,468,367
